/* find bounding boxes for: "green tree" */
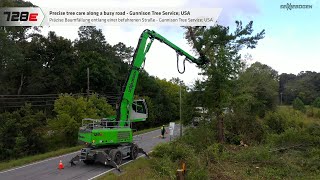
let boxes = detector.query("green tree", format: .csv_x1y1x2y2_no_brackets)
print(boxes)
184,21,265,142
181,80,206,125
237,62,278,117
144,78,180,125
281,71,320,105
292,97,306,112
113,42,134,63
223,62,278,143
0,104,46,160
312,97,320,108
136,70,160,98
26,32,76,94
279,73,296,104
75,26,109,54
74,51,118,94
48,94,114,146
0,30,76,95
264,111,288,134
74,26,130,95
0,28,24,94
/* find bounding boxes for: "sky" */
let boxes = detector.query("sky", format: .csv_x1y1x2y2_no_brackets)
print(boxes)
28,0,320,86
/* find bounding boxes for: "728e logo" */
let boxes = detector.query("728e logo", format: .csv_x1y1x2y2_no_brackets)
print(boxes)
3,11,38,21
0,7,44,26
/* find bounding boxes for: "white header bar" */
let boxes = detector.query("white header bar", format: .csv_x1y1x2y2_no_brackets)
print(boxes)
0,7,222,26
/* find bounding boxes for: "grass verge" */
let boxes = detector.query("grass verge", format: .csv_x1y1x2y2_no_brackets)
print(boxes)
98,157,156,180
0,145,83,171
133,126,161,135
0,125,166,172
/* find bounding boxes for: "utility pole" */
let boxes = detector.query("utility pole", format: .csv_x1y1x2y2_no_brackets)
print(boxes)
87,67,90,97
180,82,182,137
280,92,283,105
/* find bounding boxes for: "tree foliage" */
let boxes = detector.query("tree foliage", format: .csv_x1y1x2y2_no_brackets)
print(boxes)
236,62,279,117
224,62,278,143
312,97,320,108
292,97,306,112
184,21,265,142
0,104,46,160
48,94,114,146
280,71,320,105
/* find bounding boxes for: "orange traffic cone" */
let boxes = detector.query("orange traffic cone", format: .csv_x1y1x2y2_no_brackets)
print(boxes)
58,160,64,170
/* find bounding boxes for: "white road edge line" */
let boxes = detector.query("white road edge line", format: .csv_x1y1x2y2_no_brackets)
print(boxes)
0,151,79,174
87,151,153,180
0,128,161,174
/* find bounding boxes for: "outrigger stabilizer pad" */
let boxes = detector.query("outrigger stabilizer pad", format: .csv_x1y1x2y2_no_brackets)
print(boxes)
104,155,121,172
138,148,149,158
112,163,121,172
70,155,80,166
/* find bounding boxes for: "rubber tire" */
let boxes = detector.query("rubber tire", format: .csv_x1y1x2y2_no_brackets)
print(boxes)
130,144,139,160
110,149,123,165
83,160,95,165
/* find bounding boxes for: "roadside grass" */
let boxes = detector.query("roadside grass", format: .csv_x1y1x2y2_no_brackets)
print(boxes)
100,107,320,180
133,121,180,136
113,106,320,180
100,145,320,180
98,157,157,180
209,146,320,180
0,125,167,172
279,105,320,126
0,145,83,171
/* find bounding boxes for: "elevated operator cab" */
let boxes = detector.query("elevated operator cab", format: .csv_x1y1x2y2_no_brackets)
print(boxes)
129,99,148,122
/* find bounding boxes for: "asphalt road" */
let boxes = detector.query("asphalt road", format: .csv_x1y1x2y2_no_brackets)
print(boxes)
0,125,181,180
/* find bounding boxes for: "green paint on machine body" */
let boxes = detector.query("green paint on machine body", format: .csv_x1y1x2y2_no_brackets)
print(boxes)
78,128,133,147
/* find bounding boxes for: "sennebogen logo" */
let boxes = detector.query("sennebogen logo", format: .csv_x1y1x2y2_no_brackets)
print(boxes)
280,3,313,10
0,7,45,26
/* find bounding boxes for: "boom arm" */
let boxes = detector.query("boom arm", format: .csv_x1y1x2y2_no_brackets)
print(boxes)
117,29,207,126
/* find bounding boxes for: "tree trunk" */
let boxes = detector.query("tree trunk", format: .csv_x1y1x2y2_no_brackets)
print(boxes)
217,114,225,143
17,73,24,95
